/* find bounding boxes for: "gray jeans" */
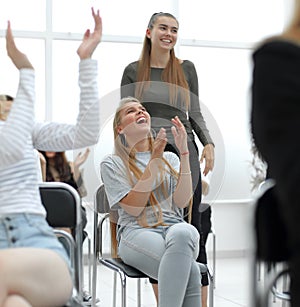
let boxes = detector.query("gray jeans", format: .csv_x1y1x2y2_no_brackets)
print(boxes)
118,221,201,307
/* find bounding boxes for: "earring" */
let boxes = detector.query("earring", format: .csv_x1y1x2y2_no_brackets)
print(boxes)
119,133,127,146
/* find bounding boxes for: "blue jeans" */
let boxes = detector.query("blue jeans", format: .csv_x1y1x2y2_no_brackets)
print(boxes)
119,221,201,307
0,213,70,268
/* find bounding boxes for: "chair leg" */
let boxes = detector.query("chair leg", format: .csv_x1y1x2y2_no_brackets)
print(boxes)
211,230,216,289
208,269,214,307
113,271,117,307
116,270,127,307
91,232,98,306
137,278,142,307
257,260,262,281
87,236,92,293
282,274,289,307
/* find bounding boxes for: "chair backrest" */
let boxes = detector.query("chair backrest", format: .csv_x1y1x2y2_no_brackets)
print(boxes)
95,183,119,226
40,182,78,228
39,181,84,300
95,183,110,214
255,182,290,262
94,183,121,257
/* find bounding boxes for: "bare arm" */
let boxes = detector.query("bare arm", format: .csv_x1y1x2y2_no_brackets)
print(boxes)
6,20,33,70
119,128,167,217
72,148,90,182
77,7,102,60
0,21,35,167
171,116,193,208
33,8,102,151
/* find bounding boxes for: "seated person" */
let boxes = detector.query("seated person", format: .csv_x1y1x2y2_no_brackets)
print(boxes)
100,96,202,307
0,8,101,307
150,167,212,307
39,149,90,235
39,149,89,197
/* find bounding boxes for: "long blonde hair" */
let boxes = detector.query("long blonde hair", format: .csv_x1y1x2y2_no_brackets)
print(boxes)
135,12,190,110
110,97,192,257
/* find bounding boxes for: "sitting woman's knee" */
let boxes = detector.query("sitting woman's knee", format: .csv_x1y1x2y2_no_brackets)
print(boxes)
167,223,199,249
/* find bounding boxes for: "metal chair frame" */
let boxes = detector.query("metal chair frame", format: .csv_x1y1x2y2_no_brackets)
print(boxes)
39,181,84,305
208,228,217,289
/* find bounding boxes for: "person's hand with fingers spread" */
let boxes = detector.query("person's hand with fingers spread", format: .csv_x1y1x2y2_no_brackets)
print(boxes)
6,21,33,70
72,148,90,183
171,116,188,155
149,127,167,178
151,128,167,159
77,7,103,60
171,116,193,208
74,148,90,169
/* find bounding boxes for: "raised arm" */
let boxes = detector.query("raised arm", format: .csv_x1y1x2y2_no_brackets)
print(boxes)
33,8,102,151
171,116,193,208
77,7,102,60
72,148,90,182
118,128,168,217
6,21,33,70
0,21,35,167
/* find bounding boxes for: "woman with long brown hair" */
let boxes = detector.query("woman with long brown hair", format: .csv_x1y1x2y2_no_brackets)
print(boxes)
120,12,214,305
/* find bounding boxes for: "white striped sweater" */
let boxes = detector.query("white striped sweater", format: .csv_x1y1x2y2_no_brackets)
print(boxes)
0,59,99,216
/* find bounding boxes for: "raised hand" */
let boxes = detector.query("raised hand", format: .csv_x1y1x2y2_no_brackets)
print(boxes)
151,128,167,159
6,21,33,70
77,7,102,60
74,148,90,169
171,116,188,154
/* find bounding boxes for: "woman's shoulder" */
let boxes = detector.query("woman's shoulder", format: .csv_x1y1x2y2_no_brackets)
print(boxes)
124,61,139,71
253,35,300,57
180,60,197,77
181,59,196,69
100,154,126,173
101,154,122,165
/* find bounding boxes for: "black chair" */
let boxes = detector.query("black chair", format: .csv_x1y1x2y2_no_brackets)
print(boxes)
252,179,291,307
39,182,84,306
92,183,214,307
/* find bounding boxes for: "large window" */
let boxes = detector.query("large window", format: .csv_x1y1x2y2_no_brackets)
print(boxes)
0,0,292,201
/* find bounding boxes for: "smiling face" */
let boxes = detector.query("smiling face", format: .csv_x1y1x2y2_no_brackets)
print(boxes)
146,15,179,51
117,101,151,138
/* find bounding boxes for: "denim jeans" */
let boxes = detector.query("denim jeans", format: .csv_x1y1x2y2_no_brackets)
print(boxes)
0,213,70,268
118,221,201,307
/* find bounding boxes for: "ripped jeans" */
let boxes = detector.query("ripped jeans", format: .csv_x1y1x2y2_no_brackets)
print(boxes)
118,221,201,307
